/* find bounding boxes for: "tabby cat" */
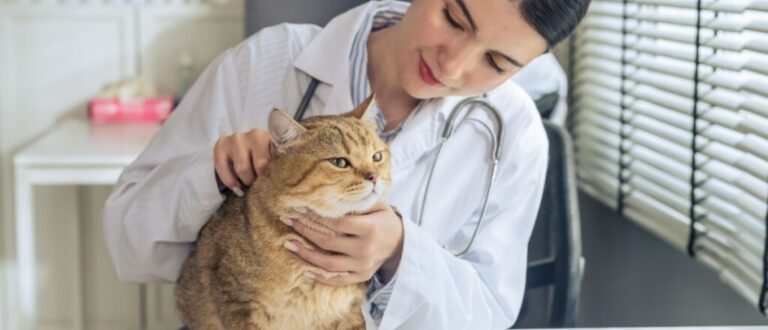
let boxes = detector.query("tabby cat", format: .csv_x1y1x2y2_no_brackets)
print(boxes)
175,95,391,330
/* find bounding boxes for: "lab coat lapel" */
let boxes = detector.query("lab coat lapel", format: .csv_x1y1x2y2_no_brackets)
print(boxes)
388,96,465,169
291,2,377,116
388,102,439,168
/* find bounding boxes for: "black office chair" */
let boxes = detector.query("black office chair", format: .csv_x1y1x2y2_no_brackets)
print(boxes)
512,120,584,328
535,92,560,120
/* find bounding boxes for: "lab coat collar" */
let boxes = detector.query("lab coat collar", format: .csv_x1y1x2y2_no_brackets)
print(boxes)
292,1,378,114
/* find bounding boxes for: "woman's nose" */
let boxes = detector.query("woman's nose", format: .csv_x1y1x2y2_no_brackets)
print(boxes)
438,42,477,81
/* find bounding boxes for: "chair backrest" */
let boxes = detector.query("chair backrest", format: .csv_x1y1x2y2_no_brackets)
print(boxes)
535,92,560,119
512,121,583,328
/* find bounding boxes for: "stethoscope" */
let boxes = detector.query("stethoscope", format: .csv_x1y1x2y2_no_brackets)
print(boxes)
295,78,504,257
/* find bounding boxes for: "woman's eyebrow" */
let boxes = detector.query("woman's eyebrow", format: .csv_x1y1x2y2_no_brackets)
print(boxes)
456,0,525,68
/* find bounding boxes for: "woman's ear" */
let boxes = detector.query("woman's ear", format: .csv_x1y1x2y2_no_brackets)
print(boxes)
345,94,378,125
268,109,307,153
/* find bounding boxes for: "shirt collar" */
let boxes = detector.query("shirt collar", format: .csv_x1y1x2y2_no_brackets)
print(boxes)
292,1,411,85
292,1,376,87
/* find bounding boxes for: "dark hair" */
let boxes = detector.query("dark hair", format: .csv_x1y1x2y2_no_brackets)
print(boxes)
517,0,591,49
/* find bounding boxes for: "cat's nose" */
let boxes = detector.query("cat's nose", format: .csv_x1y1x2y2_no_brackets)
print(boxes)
363,172,377,184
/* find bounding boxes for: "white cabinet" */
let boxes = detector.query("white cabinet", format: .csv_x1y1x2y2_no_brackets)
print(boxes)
0,4,244,329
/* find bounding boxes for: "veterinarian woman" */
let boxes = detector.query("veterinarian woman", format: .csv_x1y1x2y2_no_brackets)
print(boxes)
103,0,590,328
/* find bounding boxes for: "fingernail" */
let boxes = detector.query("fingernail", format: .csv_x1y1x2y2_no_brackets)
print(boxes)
279,216,293,227
303,271,315,280
283,241,299,252
232,187,245,197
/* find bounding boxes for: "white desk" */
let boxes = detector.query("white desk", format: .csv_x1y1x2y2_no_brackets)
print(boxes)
13,119,158,329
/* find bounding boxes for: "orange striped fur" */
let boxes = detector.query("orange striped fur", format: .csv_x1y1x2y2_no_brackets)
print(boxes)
175,95,391,329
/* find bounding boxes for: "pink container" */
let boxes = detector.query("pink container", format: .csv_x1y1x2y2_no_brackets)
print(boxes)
88,97,174,123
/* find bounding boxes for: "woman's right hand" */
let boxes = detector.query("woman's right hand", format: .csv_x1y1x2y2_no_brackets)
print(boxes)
214,128,272,197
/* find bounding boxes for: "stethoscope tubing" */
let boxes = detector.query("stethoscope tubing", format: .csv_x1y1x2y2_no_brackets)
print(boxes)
419,96,504,257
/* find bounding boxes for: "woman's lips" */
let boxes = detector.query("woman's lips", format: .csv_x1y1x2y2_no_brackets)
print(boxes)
419,56,444,87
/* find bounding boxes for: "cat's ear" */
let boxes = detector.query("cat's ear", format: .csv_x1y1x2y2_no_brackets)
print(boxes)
268,108,307,153
346,94,377,125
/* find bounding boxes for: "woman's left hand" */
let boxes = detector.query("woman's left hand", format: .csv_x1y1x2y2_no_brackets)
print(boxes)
282,202,404,286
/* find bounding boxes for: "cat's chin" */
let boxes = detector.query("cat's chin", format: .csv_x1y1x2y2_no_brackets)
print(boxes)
323,182,389,217
304,192,382,219
346,192,382,213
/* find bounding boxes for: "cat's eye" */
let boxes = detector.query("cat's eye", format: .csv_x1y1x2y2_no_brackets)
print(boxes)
373,152,383,162
330,158,349,168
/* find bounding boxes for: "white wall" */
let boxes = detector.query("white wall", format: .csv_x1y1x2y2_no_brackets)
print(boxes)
0,3,243,329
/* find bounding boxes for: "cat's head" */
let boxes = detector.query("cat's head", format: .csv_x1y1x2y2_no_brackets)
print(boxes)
264,95,391,218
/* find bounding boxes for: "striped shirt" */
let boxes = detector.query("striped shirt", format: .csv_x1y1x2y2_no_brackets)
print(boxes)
350,0,410,144
348,0,409,324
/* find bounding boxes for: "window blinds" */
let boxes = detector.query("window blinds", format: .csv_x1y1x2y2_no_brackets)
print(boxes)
570,0,768,313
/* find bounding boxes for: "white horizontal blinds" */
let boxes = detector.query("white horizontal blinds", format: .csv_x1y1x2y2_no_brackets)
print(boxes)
570,0,768,314
571,1,621,211
573,0,699,249
693,3,768,313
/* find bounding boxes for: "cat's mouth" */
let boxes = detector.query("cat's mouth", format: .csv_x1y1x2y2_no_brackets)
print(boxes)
359,188,380,202
363,181,388,200
338,182,386,213
344,189,378,205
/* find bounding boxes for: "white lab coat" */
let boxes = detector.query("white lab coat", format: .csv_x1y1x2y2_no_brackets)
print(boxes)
103,2,549,329
512,53,569,125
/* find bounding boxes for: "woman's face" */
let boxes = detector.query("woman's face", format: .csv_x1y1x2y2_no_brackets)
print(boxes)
394,0,548,99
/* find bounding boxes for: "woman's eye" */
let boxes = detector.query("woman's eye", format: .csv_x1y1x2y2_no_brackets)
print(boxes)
443,8,464,31
486,53,505,74
330,158,349,168
373,152,383,162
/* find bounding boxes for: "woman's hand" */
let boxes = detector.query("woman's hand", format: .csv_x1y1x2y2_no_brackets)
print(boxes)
213,128,272,196
282,202,404,285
